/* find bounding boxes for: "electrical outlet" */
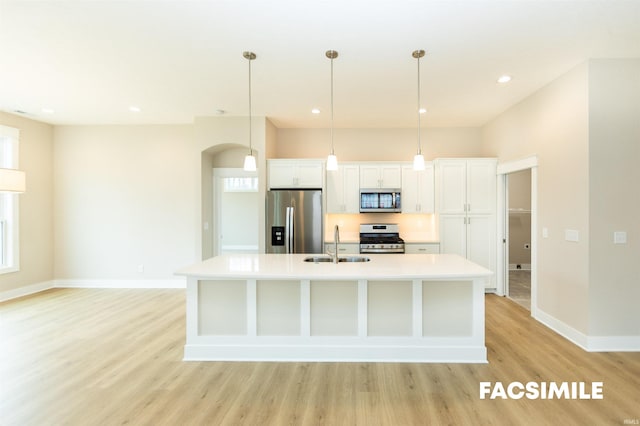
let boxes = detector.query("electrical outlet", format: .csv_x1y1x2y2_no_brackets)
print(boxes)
524,243,530,249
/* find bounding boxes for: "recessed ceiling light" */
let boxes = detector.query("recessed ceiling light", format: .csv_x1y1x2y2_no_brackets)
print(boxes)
41,108,54,114
129,106,141,112
311,108,321,114
497,75,512,84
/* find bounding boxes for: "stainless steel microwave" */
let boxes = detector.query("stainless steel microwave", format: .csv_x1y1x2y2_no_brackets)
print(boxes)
359,189,401,213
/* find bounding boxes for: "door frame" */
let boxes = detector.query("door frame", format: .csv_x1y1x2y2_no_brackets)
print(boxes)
496,156,538,317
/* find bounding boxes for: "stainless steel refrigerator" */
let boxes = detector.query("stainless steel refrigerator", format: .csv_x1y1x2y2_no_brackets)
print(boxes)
266,189,323,254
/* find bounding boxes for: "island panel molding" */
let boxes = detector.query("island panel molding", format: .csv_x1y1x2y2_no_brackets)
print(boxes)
177,253,492,363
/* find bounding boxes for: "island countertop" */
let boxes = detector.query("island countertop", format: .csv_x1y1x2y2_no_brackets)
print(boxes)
176,253,492,281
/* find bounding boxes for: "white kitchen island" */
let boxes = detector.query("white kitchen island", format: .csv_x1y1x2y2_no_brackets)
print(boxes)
176,253,492,363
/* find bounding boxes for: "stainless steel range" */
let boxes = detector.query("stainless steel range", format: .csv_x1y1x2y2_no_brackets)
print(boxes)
359,223,405,254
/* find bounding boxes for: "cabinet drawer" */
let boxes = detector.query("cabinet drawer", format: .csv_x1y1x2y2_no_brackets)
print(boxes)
324,243,360,254
405,243,440,254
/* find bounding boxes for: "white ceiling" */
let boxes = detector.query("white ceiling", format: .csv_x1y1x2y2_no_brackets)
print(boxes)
1,1,639,129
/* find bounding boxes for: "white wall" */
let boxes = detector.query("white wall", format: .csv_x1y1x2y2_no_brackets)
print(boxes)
53,125,197,280
275,127,484,161
482,62,591,334
0,112,54,294
483,58,640,344
587,59,640,337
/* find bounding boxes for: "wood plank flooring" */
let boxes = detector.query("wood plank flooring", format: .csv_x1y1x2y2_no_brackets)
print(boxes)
1,288,638,425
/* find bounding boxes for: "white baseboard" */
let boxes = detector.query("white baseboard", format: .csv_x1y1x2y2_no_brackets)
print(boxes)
1,278,186,302
534,308,589,350
54,278,186,289
0,280,55,302
586,335,640,352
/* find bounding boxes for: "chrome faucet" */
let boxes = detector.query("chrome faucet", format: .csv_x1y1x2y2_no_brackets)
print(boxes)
328,224,340,263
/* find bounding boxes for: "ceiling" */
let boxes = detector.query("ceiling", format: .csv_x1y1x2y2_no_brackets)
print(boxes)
1,1,639,129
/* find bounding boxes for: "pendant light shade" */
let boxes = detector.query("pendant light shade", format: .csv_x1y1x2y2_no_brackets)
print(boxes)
326,50,339,171
412,49,426,171
243,51,257,172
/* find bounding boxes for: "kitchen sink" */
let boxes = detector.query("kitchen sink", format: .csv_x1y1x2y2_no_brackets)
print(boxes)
304,256,370,263
340,256,371,262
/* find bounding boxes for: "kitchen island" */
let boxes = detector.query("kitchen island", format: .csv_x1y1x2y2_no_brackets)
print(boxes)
176,253,492,363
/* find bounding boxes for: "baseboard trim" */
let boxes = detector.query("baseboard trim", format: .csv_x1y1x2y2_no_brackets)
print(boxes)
0,280,56,302
586,335,640,352
54,279,186,289
534,308,589,350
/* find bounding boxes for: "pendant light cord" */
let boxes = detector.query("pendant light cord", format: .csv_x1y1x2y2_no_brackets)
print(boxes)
330,53,335,156
416,52,421,156
248,54,253,155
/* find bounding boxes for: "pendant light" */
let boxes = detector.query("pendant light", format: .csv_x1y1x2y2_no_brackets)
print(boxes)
243,51,257,172
412,49,426,171
326,50,339,171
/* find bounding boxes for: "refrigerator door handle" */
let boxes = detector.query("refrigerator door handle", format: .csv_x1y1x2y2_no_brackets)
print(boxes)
285,207,291,253
288,206,295,253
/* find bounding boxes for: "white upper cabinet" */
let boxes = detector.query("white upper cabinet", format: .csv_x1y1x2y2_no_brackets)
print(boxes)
268,159,324,189
401,163,434,214
326,164,360,213
435,159,497,214
359,164,402,188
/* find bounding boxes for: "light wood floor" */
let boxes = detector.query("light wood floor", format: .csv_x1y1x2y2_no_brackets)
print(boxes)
1,288,638,425
508,270,531,311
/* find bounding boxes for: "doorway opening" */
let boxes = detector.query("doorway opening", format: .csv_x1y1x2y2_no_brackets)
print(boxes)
213,168,259,256
497,156,538,316
506,169,532,310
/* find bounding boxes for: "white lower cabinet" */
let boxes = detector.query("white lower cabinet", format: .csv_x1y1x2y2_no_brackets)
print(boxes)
439,215,496,289
324,243,360,255
404,243,440,254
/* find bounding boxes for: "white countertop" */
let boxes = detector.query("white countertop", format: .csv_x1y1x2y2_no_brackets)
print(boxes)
176,253,492,281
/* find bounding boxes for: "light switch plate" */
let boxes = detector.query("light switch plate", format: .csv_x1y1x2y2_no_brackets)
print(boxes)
542,227,549,238
614,231,627,244
565,229,579,242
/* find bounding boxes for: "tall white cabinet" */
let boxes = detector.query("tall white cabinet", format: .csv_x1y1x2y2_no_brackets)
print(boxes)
435,159,497,289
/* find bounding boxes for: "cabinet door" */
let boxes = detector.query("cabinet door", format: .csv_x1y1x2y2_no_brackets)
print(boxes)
439,215,467,257
268,161,296,188
295,162,324,187
326,167,344,213
327,165,359,213
360,165,381,188
401,166,419,213
342,165,360,213
380,165,402,188
418,163,435,213
402,164,434,213
467,215,496,288
467,160,496,214
436,160,467,214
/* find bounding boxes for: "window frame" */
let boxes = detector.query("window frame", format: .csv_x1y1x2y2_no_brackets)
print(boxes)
0,124,21,275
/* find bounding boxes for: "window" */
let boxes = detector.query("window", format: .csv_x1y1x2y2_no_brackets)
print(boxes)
223,176,258,192
0,125,20,274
